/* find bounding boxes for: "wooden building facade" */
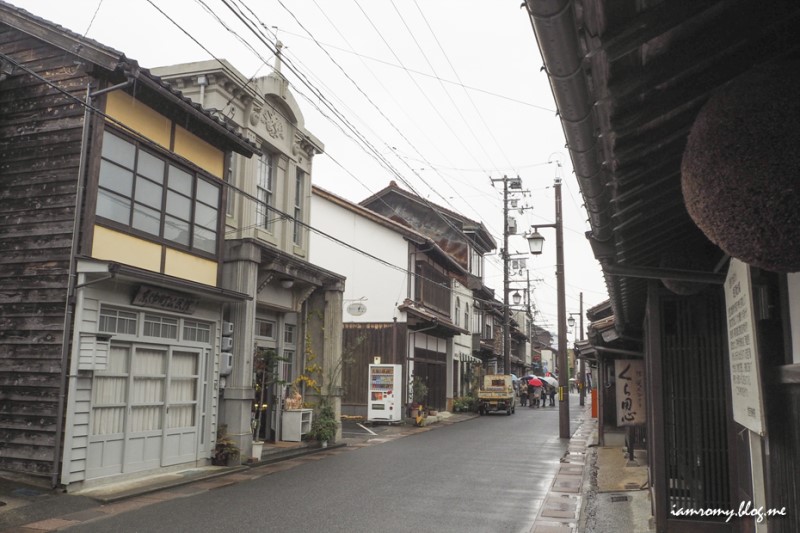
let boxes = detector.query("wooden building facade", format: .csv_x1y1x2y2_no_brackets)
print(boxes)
0,1,256,489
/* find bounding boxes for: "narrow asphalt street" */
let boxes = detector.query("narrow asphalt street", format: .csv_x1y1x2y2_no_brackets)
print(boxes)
61,395,585,533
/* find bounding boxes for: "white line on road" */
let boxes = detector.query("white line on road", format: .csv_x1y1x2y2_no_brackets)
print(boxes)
357,423,377,435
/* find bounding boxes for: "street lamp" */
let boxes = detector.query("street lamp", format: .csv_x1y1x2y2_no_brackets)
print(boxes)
512,291,522,305
568,299,586,407
525,176,569,439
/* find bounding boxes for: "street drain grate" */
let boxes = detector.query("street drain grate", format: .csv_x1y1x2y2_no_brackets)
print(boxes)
610,495,629,503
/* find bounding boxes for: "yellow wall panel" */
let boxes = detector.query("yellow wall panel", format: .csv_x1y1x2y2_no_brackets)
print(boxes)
174,126,224,178
164,248,218,286
104,92,171,149
91,226,162,273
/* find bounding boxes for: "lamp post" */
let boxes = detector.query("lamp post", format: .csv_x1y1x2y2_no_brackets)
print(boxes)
525,176,569,439
568,292,585,407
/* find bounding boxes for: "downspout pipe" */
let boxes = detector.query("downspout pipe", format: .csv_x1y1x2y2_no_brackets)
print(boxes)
52,80,131,489
53,85,94,488
523,0,612,243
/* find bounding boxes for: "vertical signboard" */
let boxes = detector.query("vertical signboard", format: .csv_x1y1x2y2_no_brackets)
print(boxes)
615,359,646,426
724,258,765,435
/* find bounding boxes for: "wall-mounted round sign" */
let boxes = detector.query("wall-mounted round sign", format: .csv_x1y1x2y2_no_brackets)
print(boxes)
346,302,367,316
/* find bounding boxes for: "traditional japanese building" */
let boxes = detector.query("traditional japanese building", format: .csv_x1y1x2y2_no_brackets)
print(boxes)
0,1,257,489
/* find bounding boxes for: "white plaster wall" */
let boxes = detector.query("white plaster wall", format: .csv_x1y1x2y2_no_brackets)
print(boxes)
310,193,410,323
452,280,473,358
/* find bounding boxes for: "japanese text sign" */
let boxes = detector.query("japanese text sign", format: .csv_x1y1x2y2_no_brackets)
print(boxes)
615,359,646,426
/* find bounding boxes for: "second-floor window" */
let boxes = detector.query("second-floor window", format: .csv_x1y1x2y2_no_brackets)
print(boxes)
455,298,461,326
256,153,274,231
415,262,450,315
469,247,483,277
293,168,304,246
96,130,220,255
284,324,296,345
473,307,482,334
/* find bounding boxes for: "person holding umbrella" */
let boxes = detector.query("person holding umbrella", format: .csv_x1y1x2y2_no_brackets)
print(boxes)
528,377,543,408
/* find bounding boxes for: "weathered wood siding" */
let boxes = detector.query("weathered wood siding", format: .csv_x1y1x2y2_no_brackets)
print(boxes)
0,24,89,476
341,322,407,417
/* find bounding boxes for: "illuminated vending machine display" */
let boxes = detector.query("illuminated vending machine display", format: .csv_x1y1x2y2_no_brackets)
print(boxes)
367,364,402,422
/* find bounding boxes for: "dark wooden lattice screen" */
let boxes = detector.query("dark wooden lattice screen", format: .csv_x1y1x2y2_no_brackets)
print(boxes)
661,292,731,522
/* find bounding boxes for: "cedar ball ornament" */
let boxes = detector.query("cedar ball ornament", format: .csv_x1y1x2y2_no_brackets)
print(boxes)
681,62,800,272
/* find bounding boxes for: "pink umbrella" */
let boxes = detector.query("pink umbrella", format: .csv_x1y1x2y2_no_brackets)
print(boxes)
527,378,543,387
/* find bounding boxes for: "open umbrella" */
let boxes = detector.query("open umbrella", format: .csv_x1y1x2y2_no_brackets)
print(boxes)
510,373,519,382
542,376,559,388
527,377,543,387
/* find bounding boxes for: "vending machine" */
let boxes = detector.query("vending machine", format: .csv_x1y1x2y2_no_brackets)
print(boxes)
368,364,403,422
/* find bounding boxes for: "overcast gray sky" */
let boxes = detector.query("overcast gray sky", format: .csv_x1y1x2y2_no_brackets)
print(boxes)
10,0,609,334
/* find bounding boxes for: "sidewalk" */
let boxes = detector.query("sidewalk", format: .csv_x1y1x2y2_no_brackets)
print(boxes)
530,405,655,533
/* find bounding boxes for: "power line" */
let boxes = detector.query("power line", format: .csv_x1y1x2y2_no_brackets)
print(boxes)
258,26,556,113
1,48,512,311
219,0,502,264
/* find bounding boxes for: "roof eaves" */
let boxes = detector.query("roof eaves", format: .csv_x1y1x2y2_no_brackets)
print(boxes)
0,0,258,157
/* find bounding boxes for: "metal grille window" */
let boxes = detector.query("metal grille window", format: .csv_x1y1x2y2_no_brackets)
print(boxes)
96,130,221,255
281,350,294,383
183,320,211,343
293,168,304,246
256,153,274,231
143,314,179,339
284,324,296,345
99,306,138,335
255,319,276,339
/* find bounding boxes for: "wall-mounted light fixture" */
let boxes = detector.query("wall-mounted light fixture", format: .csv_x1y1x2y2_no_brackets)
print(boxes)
280,278,294,289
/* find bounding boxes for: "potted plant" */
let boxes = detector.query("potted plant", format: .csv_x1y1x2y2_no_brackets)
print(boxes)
213,425,240,466
410,375,428,420
309,399,337,447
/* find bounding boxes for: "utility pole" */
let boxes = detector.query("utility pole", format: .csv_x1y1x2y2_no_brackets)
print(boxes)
490,174,524,376
526,176,569,438
554,178,568,438
579,292,586,407
502,176,510,375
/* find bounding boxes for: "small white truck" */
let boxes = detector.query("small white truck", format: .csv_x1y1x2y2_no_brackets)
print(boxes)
477,374,516,416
